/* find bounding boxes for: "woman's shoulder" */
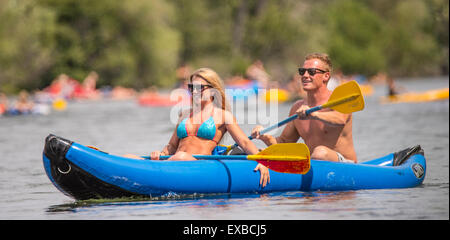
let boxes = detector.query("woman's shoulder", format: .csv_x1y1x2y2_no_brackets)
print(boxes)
178,108,191,120
213,107,234,124
180,108,190,115
216,107,234,116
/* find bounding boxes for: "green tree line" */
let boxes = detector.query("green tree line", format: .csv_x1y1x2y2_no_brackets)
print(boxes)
0,0,448,93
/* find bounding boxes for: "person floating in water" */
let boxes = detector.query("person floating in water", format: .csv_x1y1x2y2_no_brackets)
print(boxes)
387,76,404,97
0,93,9,115
13,90,35,114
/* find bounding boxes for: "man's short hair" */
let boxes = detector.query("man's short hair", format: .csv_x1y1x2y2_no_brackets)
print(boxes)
305,53,332,73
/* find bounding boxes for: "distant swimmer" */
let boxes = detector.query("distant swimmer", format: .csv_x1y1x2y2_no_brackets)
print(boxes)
14,90,35,114
387,76,403,97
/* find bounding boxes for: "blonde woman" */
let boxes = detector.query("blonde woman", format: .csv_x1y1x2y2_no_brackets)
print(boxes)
151,68,270,187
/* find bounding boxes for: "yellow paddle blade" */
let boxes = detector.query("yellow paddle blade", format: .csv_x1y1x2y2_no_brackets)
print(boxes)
257,143,310,158
325,80,365,114
251,143,311,174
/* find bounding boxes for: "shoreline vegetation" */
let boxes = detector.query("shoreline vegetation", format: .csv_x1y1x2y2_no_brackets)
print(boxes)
0,0,448,105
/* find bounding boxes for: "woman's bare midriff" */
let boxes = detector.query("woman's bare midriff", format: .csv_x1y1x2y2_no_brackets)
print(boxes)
177,136,218,155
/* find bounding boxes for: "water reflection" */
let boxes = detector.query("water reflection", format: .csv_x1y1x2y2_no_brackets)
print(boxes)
46,190,358,214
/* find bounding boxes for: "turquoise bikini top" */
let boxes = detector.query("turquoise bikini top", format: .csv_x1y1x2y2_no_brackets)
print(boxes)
177,113,218,144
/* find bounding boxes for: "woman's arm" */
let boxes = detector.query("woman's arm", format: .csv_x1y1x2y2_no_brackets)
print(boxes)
151,128,179,160
162,128,180,155
223,110,270,187
223,110,258,155
164,109,192,154
151,110,187,160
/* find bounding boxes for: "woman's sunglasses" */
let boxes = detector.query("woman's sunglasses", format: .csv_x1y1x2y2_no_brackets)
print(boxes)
188,84,213,93
298,68,329,76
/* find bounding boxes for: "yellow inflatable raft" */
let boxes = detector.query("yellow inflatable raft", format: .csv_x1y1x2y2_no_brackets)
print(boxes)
380,88,449,104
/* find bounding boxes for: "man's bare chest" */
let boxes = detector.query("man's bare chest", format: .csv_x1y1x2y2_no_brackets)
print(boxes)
293,119,340,138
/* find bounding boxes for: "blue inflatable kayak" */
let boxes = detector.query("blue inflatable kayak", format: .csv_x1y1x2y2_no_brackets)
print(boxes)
43,134,426,200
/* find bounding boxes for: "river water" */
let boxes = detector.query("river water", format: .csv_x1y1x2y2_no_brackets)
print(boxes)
0,77,448,220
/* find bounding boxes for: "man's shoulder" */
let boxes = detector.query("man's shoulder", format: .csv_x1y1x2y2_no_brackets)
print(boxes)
291,99,306,108
288,99,305,115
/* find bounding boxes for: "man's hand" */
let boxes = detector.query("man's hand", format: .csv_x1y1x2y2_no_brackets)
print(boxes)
251,125,276,146
296,105,314,120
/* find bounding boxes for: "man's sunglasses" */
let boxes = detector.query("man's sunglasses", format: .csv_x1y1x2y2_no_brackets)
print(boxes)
188,84,213,92
298,68,329,76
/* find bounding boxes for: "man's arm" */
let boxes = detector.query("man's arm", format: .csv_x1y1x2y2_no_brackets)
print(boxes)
252,100,302,146
276,100,302,143
275,120,300,144
306,109,351,127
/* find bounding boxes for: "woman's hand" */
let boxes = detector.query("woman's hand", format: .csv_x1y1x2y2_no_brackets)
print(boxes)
150,151,162,160
254,163,270,188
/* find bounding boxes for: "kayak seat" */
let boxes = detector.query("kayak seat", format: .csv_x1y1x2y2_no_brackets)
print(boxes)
212,145,248,156
227,146,247,155
212,145,229,155
393,145,424,166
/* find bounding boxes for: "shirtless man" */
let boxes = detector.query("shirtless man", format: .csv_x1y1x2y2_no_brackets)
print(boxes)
251,53,357,163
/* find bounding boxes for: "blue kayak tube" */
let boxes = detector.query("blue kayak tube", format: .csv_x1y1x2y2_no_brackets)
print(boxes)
42,134,426,200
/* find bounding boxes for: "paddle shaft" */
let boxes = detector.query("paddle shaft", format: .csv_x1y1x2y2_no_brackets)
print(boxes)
254,106,320,137
257,93,359,136
159,155,243,160
159,154,306,161
228,93,360,150
151,142,311,174
227,105,320,150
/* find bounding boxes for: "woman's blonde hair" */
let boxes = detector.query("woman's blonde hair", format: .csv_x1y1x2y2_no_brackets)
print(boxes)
189,68,230,111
